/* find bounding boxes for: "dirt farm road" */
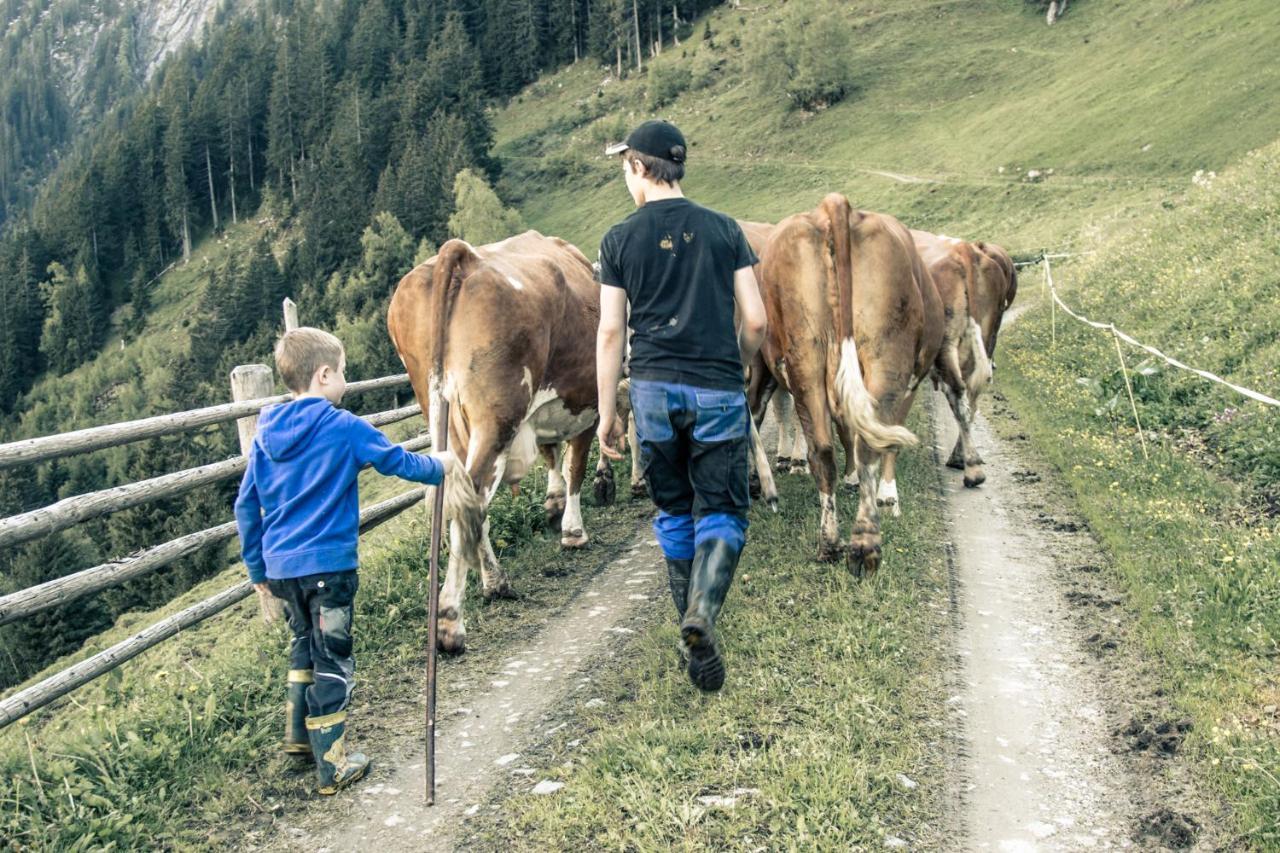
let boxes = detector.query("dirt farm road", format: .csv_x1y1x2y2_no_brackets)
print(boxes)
248,376,1194,851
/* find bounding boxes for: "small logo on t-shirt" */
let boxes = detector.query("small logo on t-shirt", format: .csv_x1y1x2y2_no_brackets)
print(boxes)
659,233,674,252
683,231,694,244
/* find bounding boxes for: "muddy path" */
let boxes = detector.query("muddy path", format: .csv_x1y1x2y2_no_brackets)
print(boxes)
937,386,1212,851
246,523,666,852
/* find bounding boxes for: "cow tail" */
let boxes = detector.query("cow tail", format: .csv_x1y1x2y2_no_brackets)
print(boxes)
428,240,484,554
820,194,918,453
965,318,993,395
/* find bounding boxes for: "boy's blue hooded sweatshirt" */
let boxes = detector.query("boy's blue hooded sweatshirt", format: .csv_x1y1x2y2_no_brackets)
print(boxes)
235,397,443,584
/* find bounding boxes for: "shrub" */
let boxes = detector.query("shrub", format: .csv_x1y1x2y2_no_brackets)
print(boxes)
647,63,692,108
757,5,856,111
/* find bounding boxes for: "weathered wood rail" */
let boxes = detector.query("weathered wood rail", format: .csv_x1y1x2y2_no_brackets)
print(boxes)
0,486,428,729
0,317,429,731
0,373,411,470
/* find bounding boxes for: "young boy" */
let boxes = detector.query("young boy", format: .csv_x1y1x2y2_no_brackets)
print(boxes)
594,120,768,692
235,327,456,794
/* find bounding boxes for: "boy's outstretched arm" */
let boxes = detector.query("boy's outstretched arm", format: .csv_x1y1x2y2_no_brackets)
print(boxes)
596,284,628,460
349,415,449,485
234,461,268,586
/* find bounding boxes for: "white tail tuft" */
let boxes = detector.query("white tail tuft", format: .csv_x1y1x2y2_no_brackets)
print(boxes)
835,339,918,452
966,319,993,395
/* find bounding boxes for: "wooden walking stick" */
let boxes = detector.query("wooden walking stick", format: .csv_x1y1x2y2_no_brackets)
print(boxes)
425,399,449,805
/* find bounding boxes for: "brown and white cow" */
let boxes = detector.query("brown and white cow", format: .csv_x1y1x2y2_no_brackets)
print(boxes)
388,231,612,653
749,194,939,576
910,231,1017,486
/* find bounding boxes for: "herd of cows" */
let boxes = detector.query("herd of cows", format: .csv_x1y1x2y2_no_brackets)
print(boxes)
386,193,1017,653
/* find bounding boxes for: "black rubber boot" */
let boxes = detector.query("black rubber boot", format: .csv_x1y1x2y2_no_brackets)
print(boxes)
283,669,313,758
680,539,741,693
666,557,692,620
306,711,371,795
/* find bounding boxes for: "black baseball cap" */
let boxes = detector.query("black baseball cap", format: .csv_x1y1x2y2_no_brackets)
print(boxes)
605,120,687,163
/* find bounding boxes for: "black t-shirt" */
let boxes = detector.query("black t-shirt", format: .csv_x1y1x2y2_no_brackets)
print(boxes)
598,198,758,391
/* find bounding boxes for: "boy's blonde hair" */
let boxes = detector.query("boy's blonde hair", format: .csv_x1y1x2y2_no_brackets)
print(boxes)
275,327,345,393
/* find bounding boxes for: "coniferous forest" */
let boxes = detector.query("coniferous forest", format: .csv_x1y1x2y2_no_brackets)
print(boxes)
0,0,727,689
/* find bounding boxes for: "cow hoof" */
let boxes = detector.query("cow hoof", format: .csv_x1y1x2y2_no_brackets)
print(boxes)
630,481,648,498
963,468,986,489
544,497,566,529
847,545,882,579
817,541,843,563
766,495,779,514
945,457,965,471
561,529,589,549
483,580,517,601
791,463,810,476
436,622,466,654
593,470,616,506
774,457,791,474
842,478,859,495
877,497,901,518
748,473,762,499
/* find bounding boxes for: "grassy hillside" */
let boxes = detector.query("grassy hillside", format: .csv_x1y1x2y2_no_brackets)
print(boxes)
495,0,1280,254
2,0,1277,846
489,0,1280,844
997,141,1279,845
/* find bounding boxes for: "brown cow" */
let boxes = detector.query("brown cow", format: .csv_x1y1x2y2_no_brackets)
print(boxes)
910,231,1017,486
750,194,938,576
388,231,612,653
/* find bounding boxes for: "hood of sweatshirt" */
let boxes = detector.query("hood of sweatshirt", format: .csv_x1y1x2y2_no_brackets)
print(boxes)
254,397,339,462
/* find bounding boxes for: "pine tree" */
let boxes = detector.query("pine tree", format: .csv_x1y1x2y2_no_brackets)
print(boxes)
447,168,525,244
38,262,101,374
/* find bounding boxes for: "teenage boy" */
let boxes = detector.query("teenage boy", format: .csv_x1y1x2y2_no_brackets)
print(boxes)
235,327,458,794
594,120,767,692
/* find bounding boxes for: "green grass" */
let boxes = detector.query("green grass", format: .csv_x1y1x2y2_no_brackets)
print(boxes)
0,448,644,850
468,413,952,850
996,142,1280,845
496,0,1280,257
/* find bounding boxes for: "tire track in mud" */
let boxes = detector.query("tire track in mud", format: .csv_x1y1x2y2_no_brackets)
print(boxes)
934,393,1142,851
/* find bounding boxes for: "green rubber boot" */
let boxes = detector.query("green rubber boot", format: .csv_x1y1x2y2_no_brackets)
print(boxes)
680,539,741,693
283,669,313,758
666,557,692,620
306,711,371,795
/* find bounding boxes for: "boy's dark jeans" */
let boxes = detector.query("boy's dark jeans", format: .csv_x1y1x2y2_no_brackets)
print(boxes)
267,570,359,718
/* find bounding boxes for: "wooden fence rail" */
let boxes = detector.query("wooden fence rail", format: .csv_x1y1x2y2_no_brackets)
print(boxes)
0,434,431,628
0,485,428,730
0,374,412,471
0,404,422,552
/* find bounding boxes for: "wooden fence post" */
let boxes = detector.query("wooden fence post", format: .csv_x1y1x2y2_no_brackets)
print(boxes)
283,297,298,332
230,363,282,624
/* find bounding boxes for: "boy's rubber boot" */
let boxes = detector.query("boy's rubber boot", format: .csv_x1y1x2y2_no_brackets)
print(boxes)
679,539,741,693
306,711,371,795
283,669,313,758
666,556,693,669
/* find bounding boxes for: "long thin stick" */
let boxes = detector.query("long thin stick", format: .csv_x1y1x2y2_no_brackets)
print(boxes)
426,399,449,806
1111,328,1150,460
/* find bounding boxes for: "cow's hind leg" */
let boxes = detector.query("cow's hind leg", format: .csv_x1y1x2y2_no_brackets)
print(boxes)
836,419,859,492
849,436,884,578
540,443,567,528
792,386,841,562
561,429,594,548
941,380,984,488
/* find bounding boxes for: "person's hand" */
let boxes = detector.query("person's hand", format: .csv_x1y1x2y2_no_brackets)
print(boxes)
253,581,271,597
597,416,624,461
432,450,462,477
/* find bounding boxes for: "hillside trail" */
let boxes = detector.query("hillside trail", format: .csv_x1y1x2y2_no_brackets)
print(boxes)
933,383,1142,850
248,523,667,852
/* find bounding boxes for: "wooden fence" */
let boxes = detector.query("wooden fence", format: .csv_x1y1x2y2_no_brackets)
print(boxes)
0,303,429,731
